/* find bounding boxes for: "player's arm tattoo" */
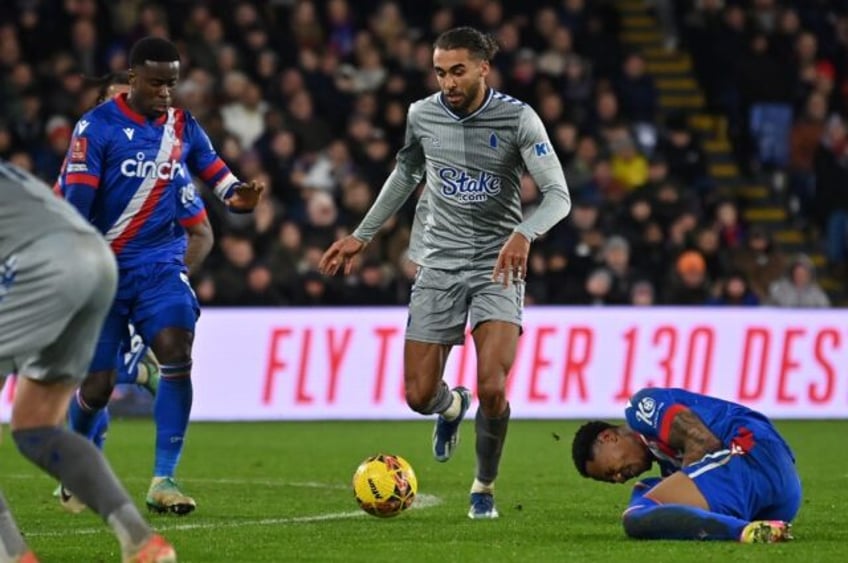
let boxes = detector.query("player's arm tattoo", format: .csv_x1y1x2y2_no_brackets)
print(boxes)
666,409,723,466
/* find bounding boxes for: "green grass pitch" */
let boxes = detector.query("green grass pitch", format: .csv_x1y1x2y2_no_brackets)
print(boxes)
3,419,846,562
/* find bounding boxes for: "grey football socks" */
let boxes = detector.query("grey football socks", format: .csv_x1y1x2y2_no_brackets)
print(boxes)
423,381,454,415
474,403,511,485
0,492,27,561
12,427,151,550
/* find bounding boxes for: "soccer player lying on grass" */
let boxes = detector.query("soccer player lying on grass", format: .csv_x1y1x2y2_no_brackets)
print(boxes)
571,387,801,543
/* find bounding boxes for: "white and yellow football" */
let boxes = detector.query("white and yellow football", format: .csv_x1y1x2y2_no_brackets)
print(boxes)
352,454,418,518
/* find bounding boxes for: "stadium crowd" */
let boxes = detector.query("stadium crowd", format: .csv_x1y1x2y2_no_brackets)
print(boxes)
1,0,844,307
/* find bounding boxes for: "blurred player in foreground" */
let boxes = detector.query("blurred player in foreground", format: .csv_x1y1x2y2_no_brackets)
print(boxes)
59,36,262,515
0,161,175,562
320,27,571,518
572,387,801,542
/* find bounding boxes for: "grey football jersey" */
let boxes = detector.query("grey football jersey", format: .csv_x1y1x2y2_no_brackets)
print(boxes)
0,161,97,258
354,90,571,270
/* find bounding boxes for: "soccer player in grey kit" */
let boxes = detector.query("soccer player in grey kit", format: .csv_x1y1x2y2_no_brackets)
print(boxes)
320,27,571,518
0,161,175,562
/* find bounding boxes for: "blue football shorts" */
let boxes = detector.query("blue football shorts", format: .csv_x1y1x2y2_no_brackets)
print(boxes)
89,262,198,372
682,422,802,522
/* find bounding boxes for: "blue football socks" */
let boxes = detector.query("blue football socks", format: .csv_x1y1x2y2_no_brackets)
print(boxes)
153,362,193,477
68,391,104,445
622,496,748,540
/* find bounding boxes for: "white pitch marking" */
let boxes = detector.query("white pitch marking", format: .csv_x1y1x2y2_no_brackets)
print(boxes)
25,494,442,538
3,474,348,490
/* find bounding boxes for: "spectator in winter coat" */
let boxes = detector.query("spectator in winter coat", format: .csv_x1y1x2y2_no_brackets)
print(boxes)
768,254,830,308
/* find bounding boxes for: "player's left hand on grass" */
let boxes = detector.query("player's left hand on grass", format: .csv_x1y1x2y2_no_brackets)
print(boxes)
492,232,530,287
225,180,265,212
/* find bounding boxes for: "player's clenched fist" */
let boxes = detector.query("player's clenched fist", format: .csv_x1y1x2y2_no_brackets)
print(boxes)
225,179,265,212
492,231,530,287
319,235,366,276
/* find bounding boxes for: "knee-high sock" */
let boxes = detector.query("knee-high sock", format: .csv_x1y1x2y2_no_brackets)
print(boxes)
415,381,453,416
474,403,510,485
153,362,193,477
622,496,749,541
0,492,27,560
13,427,150,551
91,407,110,450
68,389,107,444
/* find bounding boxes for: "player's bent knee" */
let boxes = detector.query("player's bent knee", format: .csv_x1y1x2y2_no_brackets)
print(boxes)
403,368,442,414
476,376,505,401
405,388,439,414
404,390,426,413
79,370,116,409
476,374,506,413
151,327,193,365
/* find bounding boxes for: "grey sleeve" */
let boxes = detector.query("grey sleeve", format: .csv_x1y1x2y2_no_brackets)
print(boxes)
813,287,831,307
513,107,571,242
352,107,425,243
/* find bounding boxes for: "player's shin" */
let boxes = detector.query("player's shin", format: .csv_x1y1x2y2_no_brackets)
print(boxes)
152,362,193,478
472,403,510,493
12,427,152,552
68,370,115,442
91,407,110,450
68,389,106,440
621,497,748,541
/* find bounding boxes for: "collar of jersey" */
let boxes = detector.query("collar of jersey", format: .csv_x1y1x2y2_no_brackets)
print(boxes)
115,93,168,126
437,88,494,122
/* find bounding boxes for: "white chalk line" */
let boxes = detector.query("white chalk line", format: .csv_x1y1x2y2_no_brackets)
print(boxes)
17,476,441,538
4,474,348,490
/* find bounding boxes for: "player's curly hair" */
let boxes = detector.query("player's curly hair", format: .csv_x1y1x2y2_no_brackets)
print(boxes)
129,36,180,68
84,72,129,104
572,420,616,478
433,26,499,61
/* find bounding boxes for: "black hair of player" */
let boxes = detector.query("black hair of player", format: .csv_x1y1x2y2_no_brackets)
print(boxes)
572,420,616,477
84,72,130,104
433,27,499,62
129,36,180,68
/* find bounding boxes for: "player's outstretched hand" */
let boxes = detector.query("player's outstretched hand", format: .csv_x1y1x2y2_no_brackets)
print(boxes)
492,232,530,287
319,236,366,276
226,180,265,212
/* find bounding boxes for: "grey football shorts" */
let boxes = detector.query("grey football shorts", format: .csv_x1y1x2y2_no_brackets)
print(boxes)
406,265,524,346
0,231,117,382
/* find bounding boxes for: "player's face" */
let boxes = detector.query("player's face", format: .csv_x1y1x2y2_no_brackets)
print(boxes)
128,61,179,117
433,48,489,114
585,428,652,484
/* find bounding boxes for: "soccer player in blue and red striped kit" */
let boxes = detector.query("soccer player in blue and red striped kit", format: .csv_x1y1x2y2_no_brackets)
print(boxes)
59,36,264,515
53,72,162,463
572,387,801,543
